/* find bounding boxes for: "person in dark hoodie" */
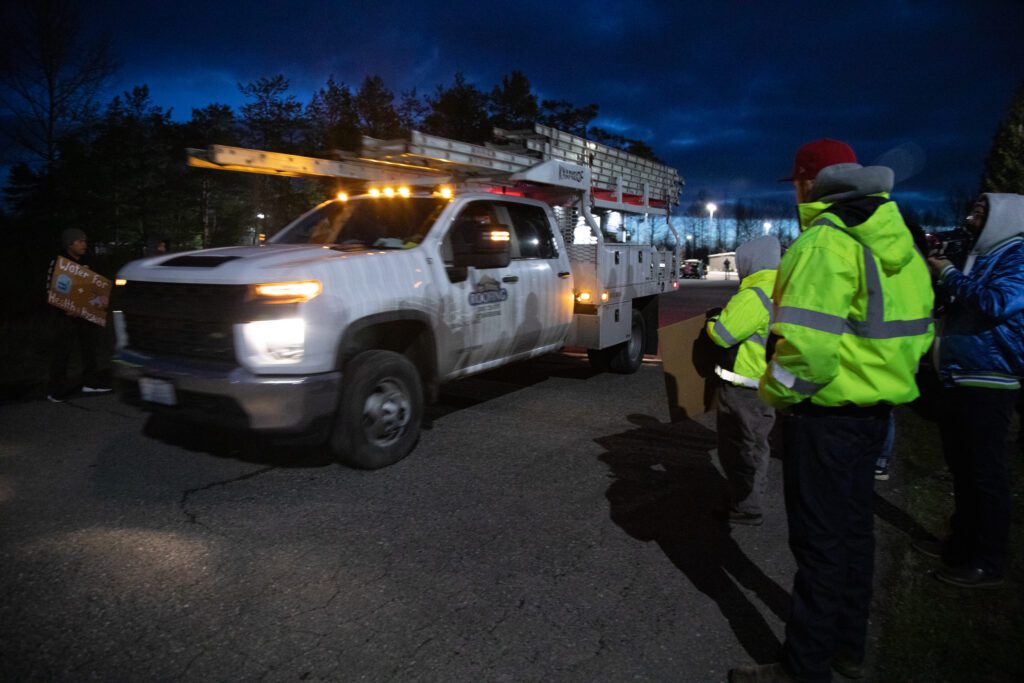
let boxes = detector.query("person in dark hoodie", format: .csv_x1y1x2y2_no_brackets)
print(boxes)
922,192,1024,588
706,235,780,526
729,140,934,683
46,228,112,402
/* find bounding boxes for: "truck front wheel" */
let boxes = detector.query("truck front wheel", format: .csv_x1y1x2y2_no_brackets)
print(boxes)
329,350,423,469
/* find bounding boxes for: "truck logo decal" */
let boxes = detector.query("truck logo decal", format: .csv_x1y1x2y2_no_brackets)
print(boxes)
468,276,508,306
559,165,585,184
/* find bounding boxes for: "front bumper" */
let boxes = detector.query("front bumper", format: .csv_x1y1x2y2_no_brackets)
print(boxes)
113,349,340,433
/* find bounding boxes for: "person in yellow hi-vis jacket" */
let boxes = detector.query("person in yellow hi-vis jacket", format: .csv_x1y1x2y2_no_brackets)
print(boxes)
706,234,780,527
729,140,934,683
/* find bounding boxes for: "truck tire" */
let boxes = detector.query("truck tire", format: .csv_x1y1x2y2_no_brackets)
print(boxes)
607,307,646,374
329,350,423,470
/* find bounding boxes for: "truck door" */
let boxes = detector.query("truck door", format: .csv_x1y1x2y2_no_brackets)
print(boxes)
496,201,574,356
437,200,518,371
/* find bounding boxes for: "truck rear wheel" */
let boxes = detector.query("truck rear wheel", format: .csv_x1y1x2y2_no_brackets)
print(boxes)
607,307,646,374
329,350,423,470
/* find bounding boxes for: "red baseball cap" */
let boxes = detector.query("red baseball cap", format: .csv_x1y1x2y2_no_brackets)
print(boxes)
782,139,858,181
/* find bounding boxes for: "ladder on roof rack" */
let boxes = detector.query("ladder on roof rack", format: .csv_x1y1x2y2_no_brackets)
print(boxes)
187,124,684,213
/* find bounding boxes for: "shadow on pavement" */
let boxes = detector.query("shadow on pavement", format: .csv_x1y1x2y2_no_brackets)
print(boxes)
142,413,333,468
596,414,791,663
427,351,602,422
139,352,602,465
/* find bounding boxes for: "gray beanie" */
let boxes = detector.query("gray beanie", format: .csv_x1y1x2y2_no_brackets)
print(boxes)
61,228,87,249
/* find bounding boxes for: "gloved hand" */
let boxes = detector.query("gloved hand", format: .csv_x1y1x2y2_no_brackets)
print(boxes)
705,306,723,320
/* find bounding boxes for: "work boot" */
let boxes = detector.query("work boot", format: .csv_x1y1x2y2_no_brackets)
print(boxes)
832,654,864,679
728,662,795,682
729,510,764,526
935,565,1004,588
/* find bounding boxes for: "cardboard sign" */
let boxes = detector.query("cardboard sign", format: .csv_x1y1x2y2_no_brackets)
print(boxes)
47,256,111,327
659,315,721,421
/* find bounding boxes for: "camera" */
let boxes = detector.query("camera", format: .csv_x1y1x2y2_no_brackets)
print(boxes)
925,229,972,265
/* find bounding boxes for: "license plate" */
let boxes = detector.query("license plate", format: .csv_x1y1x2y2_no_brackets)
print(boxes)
138,377,178,406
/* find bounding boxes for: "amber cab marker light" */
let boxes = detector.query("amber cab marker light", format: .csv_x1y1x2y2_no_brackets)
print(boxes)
115,278,127,286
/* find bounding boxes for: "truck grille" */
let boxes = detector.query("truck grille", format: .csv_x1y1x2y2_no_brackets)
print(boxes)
124,313,237,361
115,282,253,363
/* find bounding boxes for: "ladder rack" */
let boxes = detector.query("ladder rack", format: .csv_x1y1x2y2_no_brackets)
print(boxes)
187,124,684,213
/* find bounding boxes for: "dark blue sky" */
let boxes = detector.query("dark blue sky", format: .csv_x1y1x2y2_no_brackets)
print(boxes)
85,0,1023,213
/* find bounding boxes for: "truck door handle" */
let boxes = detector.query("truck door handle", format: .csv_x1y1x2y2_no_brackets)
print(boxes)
557,271,571,279
502,275,519,283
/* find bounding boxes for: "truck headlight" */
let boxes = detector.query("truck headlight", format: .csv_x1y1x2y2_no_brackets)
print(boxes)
240,318,305,364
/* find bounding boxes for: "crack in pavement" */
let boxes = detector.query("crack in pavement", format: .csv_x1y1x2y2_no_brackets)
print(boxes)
179,466,277,525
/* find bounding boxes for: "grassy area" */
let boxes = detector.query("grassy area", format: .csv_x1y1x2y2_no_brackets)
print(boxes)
874,395,1023,682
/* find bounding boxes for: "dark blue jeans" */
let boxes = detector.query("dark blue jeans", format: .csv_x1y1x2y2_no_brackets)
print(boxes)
780,406,888,682
939,385,1018,575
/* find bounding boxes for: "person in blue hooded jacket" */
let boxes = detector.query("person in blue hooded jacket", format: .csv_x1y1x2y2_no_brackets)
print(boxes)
925,192,1024,588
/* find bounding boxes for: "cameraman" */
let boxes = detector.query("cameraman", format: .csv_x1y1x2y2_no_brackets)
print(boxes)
926,192,1024,588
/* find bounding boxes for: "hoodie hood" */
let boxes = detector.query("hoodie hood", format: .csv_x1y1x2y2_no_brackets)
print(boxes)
735,234,781,279
799,163,914,275
973,193,1024,256
812,163,894,202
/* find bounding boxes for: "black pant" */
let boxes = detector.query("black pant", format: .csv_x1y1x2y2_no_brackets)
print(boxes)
939,385,1018,575
781,407,888,682
48,312,100,395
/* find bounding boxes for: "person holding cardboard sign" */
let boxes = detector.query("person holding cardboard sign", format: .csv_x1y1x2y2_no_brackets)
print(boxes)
46,228,111,402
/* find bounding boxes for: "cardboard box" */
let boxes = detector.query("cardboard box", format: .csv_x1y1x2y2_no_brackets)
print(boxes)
47,256,111,327
659,315,721,421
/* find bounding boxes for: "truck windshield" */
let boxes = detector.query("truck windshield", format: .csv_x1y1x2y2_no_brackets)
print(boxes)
270,198,447,249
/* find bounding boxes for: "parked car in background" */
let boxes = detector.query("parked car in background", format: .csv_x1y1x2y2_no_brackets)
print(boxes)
681,259,705,279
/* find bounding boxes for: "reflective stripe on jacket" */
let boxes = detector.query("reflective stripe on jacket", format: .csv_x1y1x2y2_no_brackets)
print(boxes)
707,268,776,386
760,194,935,408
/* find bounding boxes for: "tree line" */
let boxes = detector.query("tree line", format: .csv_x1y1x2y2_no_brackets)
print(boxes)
2,1,1022,319
4,70,659,254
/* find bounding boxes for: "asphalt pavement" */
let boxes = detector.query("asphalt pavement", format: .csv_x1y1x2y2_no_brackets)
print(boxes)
0,281,824,682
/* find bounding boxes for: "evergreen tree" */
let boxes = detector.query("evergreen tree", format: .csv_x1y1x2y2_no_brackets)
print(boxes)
181,104,250,248
355,76,402,139
588,126,662,162
84,85,178,250
980,81,1024,195
538,99,598,138
238,75,303,149
489,71,539,131
238,75,316,240
307,77,360,152
423,72,491,143
396,88,429,134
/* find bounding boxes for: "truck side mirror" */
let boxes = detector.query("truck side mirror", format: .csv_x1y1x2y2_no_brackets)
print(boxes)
451,220,512,269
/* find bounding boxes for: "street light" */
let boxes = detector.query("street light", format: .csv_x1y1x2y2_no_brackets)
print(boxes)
255,213,267,245
706,203,717,254
686,233,694,258
763,221,772,235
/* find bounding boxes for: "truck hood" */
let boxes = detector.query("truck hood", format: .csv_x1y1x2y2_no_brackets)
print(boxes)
118,244,382,284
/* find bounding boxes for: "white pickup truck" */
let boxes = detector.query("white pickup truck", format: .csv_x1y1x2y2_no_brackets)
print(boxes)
112,127,682,468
